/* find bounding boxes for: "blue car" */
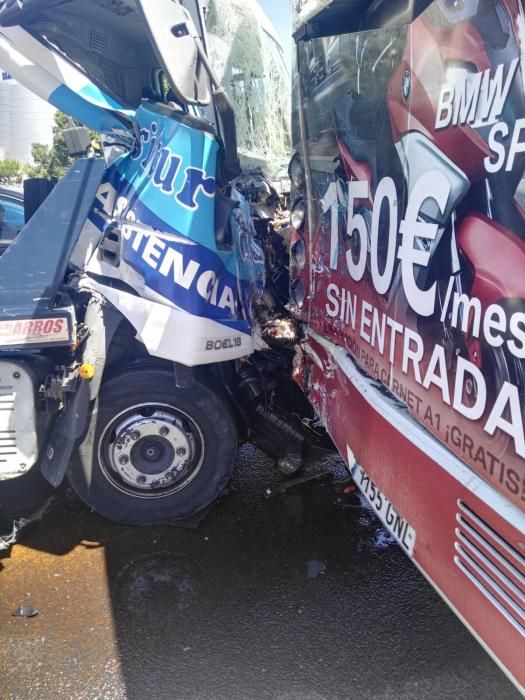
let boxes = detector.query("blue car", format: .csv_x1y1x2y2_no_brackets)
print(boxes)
0,185,24,255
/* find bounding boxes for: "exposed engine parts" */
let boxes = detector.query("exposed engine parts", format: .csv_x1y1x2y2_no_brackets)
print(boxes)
261,317,301,350
218,168,331,478
234,362,306,476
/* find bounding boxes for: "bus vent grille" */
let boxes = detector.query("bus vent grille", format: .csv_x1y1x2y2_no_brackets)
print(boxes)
454,500,525,637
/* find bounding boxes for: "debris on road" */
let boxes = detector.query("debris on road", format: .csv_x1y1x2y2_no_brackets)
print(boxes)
12,603,40,618
0,498,55,552
264,469,332,498
306,560,326,579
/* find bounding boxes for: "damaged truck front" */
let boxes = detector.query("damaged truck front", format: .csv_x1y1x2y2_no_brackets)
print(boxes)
0,0,310,525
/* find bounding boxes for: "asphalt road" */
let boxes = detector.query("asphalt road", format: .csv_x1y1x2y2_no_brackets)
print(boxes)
0,446,521,700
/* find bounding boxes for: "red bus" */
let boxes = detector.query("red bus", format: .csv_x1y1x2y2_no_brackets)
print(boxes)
289,0,525,692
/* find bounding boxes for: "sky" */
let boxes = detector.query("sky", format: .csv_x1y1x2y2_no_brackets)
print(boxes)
257,0,293,67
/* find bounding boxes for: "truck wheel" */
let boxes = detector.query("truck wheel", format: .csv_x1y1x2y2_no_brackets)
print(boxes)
68,369,237,525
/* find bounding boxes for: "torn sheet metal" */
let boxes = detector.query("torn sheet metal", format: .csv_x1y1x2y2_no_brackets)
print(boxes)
81,277,255,366
75,100,265,365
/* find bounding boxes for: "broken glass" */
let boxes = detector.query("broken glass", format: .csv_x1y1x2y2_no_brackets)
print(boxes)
204,0,291,178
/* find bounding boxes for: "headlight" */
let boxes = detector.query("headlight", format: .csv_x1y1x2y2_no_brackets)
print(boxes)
290,278,306,309
291,198,306,231
291,238,306,270
289,152,305,190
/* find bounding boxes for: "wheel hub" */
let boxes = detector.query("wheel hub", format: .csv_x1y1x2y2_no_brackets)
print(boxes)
108,410,195,492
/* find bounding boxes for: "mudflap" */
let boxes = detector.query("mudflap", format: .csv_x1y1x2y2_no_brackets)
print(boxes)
40,298,123,488
40,380,92,487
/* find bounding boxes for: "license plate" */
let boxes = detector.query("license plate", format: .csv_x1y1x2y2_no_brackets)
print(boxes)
0,317,70,346
351,463,416,556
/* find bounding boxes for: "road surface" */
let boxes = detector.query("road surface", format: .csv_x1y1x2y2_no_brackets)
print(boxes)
0,446,521,700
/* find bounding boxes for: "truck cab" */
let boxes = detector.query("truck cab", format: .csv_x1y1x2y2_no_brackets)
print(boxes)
0,0,307,526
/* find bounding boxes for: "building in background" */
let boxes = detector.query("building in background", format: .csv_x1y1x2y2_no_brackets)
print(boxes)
0,72,55,164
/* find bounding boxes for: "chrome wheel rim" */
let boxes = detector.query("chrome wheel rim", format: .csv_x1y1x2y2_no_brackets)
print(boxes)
98,403,204,499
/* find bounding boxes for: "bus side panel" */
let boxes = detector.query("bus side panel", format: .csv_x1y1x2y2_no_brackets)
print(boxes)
300,333,525,691
292,2,525,684
294,3,525,511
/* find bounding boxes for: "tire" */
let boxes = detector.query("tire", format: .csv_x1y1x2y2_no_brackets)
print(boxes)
68,369,237,525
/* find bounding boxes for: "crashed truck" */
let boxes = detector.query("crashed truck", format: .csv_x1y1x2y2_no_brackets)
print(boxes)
0,0,306,525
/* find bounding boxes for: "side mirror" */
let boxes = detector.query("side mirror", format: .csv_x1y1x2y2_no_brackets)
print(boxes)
62,126,92,157
136,0,211,106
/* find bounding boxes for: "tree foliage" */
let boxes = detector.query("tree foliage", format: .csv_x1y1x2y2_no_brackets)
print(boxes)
0,112,97,184
27,112,100,181
25,111,76,181
0,158,24,185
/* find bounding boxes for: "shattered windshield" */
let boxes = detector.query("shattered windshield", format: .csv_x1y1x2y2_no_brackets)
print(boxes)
205,0,291,178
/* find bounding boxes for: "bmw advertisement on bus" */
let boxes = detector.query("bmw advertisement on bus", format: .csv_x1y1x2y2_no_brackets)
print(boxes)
295,0,525,511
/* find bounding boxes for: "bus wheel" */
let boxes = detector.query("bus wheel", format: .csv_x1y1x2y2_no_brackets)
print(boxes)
68,369,237,525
